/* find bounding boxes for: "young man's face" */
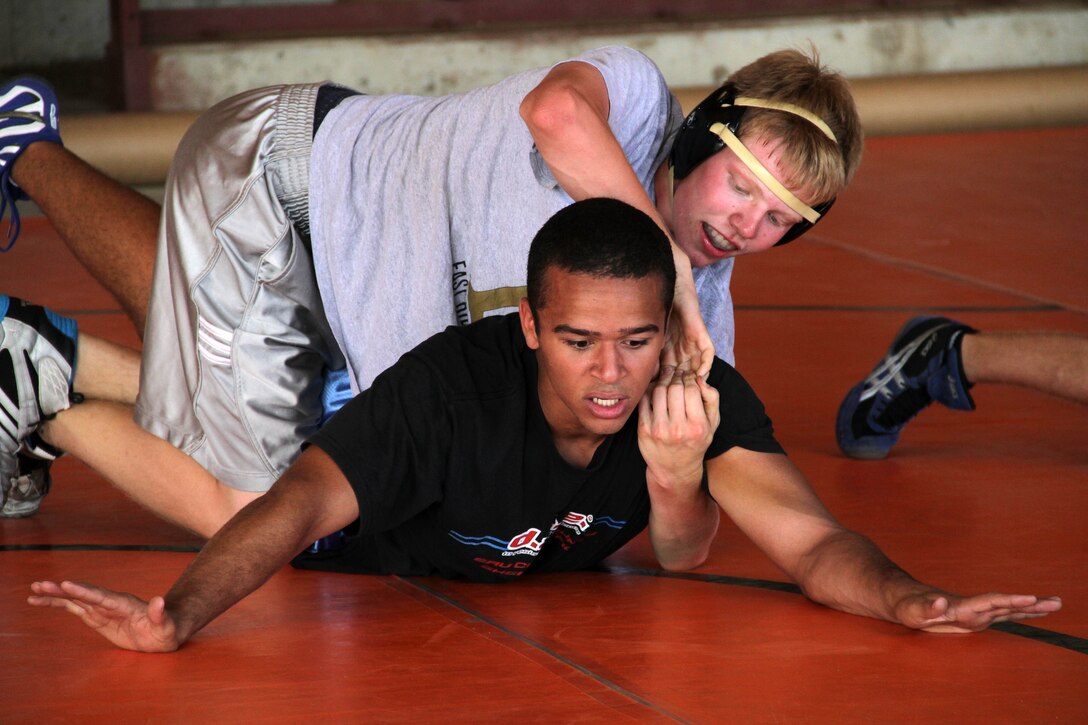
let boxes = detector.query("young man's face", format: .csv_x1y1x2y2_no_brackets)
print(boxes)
519,268,667,444
663,135,813,268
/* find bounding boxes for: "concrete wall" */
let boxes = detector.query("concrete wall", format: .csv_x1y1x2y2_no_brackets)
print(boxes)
0,0,111,67
145,4,1088,111
3,2,1086,112
0,0,326,68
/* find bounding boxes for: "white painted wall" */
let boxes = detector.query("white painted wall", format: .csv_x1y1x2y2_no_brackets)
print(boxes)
148,5,1088,110
3,1,1086,112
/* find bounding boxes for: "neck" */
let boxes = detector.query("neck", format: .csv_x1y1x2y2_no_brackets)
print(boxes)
550,430,606,469
537,387,607,468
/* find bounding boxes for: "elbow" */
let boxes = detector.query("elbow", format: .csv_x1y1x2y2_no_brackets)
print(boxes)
520,83,584,143
651,503,719,572
660,552,708,573
655,539,713,573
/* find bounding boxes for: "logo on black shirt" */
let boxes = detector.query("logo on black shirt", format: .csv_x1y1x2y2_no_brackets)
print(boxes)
449,511,627,577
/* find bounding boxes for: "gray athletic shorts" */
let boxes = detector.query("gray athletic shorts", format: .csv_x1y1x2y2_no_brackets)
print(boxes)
134,83,344,492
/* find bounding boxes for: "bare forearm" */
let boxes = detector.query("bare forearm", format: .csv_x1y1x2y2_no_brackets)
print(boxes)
794,528,937,623
710,452,1059,633
161,448,357,644
647,471,720,571
163,488,320,643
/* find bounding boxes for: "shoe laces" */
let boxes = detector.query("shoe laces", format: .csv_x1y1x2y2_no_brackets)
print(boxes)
0,195,21,252
0,156,23,251
0,109,50,253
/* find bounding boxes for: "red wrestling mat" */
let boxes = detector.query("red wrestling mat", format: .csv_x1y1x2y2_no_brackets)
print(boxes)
2,127,1086,723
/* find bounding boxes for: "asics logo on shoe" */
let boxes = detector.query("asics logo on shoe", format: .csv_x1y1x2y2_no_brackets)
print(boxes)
0,119,46,146
857,337,927,402
858,323,952,403
0,85,47,135
0,84,44,114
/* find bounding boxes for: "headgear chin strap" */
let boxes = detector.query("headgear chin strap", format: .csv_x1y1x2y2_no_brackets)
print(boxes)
669,84,838,246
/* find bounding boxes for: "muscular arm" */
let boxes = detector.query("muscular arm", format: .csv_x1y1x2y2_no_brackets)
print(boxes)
707,449,1061,631
29,447,360,651
646,468,719,571
164,447,359,644
520,60,660,219
521,61,713,374
640,368,720,570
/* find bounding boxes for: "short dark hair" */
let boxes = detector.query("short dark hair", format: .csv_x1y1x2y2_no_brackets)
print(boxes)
526,198,676,317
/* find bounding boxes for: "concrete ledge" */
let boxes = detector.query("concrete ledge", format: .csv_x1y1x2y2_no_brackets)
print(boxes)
145,4,1088,110
674,64,1088,136
67,65,1088,186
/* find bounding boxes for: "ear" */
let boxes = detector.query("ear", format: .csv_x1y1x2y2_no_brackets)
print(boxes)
518,298,541,350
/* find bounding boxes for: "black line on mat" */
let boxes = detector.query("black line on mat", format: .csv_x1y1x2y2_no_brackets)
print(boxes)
400,576,690,724
1,544,201,552
600,566,1087,656
988,622,1088,654
8,546,1081,656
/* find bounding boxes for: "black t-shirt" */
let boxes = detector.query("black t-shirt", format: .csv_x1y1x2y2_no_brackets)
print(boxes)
296,313,783,582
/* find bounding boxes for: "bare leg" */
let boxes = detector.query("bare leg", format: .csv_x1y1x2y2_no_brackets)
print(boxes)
11,142,159,334
72,334,141,404
31,333,261,536
961,332,1088,403
40,401,260,539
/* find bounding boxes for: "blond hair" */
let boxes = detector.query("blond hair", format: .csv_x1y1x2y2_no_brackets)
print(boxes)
728,48,863,204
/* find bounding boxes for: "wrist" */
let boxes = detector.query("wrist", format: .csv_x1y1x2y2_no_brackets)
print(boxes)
646,465,711,532
880,570,944,623
161,591,203,646
646,463,705,499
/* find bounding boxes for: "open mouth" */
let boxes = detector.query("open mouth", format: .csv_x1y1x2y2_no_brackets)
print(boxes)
702,222,737,254
588,395,627,419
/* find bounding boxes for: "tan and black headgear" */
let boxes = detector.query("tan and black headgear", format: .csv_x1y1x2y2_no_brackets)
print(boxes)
669,84,839,246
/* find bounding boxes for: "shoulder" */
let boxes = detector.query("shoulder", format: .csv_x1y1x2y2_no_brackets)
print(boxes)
705,357,753,395
398,313,530,399
705,356,769,418
571,45,661,71
704,358,782,454
325,315,529,441
556,46,667,97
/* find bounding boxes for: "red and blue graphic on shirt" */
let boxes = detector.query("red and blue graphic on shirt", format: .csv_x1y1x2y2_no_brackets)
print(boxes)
449,511,627,577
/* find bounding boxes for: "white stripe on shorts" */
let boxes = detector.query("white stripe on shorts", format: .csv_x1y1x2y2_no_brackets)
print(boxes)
197,316,233,367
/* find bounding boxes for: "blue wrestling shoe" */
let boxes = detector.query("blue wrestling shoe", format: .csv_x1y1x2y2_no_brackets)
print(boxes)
836,316,976,460
1,295,78,516
0,77,63,252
